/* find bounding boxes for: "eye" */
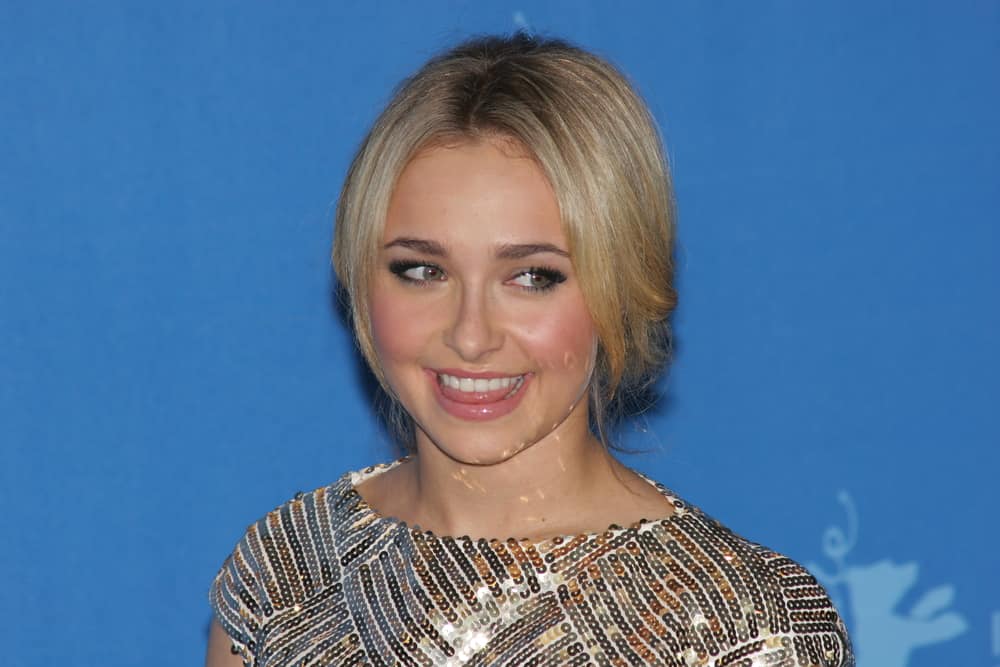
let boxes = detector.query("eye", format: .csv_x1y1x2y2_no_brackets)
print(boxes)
509,267,567,292
388,260,446,284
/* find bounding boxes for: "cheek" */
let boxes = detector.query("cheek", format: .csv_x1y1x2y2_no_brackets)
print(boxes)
369,283,423,367
516,296,597,377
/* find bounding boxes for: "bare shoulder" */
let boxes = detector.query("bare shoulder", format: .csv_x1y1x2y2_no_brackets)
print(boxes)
205,618,245,667
611,462,677,521
353,457,414,517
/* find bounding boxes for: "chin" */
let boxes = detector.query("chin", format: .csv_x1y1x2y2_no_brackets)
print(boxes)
418,429,539,467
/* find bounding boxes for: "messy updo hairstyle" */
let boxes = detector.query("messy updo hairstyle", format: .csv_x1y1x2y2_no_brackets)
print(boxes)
333,32,676,448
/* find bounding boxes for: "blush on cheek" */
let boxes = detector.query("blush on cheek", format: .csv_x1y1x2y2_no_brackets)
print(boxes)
521,302,597,374
368,289,416,370
369,300,392,353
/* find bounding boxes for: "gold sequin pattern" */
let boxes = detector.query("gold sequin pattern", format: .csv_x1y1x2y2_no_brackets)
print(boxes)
210,463,854,666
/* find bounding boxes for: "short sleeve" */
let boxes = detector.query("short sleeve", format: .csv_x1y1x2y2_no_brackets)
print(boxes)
208,530,266,666
715,627,853,666
710,550,855,667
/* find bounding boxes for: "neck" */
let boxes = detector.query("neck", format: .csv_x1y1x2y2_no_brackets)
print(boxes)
402,414,619,540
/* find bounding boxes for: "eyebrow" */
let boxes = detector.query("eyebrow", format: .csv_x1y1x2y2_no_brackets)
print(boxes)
495,242,570,260
383,237,569,260
383,237,446,256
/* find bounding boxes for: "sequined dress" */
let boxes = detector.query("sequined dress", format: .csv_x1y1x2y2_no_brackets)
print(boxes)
209,461,853,666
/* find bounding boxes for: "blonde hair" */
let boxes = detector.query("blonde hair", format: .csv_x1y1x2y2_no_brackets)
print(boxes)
333,33,676,445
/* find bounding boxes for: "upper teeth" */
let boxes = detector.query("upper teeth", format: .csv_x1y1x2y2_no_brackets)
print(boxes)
438,373,523,393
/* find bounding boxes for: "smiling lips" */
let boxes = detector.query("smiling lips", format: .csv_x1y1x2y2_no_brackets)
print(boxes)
430,370,531,420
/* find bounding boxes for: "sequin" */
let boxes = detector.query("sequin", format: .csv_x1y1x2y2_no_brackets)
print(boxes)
209,461,854,666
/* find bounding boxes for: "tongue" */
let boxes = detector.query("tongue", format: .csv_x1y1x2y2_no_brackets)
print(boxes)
439,379,520,404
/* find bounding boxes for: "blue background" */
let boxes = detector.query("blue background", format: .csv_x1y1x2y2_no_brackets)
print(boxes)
1,2,996,666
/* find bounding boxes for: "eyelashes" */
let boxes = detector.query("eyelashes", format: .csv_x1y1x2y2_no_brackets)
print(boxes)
388,260,446,284
508,267,567,291
387,260,567,293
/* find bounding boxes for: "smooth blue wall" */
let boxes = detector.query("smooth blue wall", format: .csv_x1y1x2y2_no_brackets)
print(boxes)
1,2,996,665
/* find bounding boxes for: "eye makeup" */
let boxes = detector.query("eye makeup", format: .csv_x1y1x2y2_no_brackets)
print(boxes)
388,259,445,285
510,266,567,292
386,259,568,293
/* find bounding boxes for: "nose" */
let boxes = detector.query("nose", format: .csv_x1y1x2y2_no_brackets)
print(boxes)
443,284,504,361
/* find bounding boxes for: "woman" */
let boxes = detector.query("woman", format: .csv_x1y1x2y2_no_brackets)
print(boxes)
207,34,853,666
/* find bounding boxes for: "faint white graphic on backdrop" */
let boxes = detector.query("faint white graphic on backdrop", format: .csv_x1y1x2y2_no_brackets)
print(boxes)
993,610,1000,664
807,491,967,667
513,11,531,33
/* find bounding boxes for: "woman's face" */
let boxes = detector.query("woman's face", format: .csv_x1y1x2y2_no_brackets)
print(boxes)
369,138,598,465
